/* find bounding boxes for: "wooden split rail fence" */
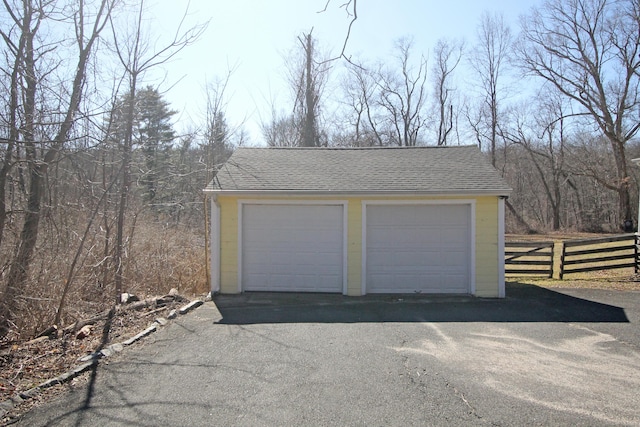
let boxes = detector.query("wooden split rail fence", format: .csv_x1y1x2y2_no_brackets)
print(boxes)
559,234,638,278
505,240,555,278
505,233,639,279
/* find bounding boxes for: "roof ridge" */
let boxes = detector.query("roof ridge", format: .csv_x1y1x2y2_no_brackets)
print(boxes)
237,145,478,150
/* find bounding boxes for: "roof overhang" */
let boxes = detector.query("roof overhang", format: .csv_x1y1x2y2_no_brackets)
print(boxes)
202,189,512,198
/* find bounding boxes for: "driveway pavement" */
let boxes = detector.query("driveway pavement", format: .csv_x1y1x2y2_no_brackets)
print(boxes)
13,283,640,426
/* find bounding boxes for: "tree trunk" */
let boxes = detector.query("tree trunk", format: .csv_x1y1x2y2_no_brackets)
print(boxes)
0,142,12,248
552,176,561,231
302,33,316,147
0,4,38,336
611,137,632,225
618,183,633,228
0,164,44,336
0,59,21,249
114,90,136,301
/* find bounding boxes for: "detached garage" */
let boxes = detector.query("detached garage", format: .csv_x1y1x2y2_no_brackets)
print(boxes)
204,146,512,297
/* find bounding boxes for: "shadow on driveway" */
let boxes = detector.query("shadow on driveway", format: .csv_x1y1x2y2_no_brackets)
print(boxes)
213,282,629,324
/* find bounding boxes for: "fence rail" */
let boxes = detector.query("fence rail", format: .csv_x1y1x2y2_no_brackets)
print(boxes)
505,234,639,279
559,234,638,279
505,241,555,278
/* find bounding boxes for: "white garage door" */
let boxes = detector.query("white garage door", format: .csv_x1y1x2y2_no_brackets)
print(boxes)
366,204,471,294
241,204,344,292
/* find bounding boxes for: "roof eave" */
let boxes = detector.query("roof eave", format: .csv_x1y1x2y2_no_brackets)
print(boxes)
202,188,512,198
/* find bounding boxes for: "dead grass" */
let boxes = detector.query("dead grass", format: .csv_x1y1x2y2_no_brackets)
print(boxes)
508,271,640,291
506,231,630,242
127,223,208,296
0,216,208,343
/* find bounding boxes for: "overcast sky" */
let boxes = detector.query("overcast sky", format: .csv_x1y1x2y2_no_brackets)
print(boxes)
146,0,543,144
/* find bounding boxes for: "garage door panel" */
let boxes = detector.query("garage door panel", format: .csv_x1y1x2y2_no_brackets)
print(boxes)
366,204,471,294
242,204,344,293
443,254,467,267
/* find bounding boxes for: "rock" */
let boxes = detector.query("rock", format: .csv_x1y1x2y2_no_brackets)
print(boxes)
73,362,95,375
38,377,61,390
100,347,115,358
75,325,92,340
179,300,203,315
168,288,179,296
120,293,139,304
78,352,101,363
108,343,124,353
155,317,168,326
123,324,157,346
19,387,40,400
167,309,178,319
57,371,74,383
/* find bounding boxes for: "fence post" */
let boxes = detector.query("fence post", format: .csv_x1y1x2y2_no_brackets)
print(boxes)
559,241,566,280
634,234,640,274
549,242,555,278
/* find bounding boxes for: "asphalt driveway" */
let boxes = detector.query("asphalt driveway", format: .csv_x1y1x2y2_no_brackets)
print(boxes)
13,283,640,426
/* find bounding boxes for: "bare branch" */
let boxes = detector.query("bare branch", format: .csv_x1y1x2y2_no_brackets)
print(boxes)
317,0,358,66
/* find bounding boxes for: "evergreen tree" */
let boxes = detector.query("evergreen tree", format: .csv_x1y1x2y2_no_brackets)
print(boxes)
108,86,176,205
135,86,177,203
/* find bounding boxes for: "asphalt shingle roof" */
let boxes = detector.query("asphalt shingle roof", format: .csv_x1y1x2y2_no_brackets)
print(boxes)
205,146,512,195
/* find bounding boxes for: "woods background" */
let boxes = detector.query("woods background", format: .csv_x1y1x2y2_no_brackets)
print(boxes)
2,0,640,340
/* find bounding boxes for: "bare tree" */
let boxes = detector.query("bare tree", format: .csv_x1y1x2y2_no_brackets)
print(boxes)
516,0,640,225
261,111,299,147
338,38,428,147
432,38,464,146
260,86,299,147
202,65,245,176
339,60,384,146
284,30,331,147
377,37,428,146
301,32,319,147
0,0,116,338
0,0,31,249
468,12,512,166
503,88,577,230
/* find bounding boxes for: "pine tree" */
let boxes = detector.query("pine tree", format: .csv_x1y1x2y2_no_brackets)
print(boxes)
135,86,177,204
